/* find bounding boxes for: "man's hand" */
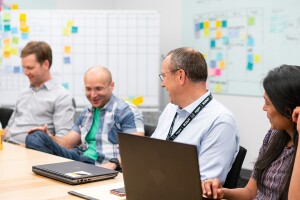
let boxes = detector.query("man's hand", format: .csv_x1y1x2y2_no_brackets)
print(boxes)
202,178,224,199
27,124,52,138
99,162,117,170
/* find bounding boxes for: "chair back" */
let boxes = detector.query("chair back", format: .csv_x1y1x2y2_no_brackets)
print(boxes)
0,107,14,128
223,145,247,188
144,124,156,137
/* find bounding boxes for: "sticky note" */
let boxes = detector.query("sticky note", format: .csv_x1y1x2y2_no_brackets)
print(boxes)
222,20,227,28
195,23,200,31
12,36,19,44
64,46,71,53
216,20,222,28
210,39,216,48
13,66,21,73
11,4,19,10
247,62,253,70
199,22,204,30
20,25,29,33
62,82,69,89
133,96,144,106
20,13,27,21
67,20,74,27
204,21,210,29
71,26,78,34
216,52,223,60
11,27,18,34
254,54,261,63
210,60,216,68
209,68,216,76
247,54,253,63
216,30,222,39
3,38,10,45
215,68,221,76
21,33,29,40
3,51,10,58
4,24,11,32
11,48,18,55
215,83,221,93
64,27,71,36
248,17,255,25
247,37,254,46
3,13,11,22
204,29,210,37
64,56,71,64
222,36,229,45
219,60,225,69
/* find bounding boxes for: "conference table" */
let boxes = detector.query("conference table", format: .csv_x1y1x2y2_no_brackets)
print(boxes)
0,142,124,200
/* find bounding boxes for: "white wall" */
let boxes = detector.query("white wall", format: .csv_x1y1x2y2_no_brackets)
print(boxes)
12,0,268,170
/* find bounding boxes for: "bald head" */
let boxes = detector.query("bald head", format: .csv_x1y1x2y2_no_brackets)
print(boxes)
84,66,112,84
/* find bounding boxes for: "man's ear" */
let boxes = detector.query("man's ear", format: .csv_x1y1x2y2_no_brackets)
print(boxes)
42,60,50,70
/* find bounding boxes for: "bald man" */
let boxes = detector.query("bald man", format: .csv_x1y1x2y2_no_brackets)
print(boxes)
25,66,144,171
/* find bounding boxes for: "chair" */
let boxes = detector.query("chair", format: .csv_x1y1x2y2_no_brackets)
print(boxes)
223,145,247,189
144,124,156,137
0,107,14,128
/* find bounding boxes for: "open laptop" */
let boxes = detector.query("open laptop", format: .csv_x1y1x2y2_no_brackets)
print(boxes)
32,160,118,185
68,133,204,199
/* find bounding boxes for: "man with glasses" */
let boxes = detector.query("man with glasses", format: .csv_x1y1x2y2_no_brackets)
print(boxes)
26,66,144,171
152,47,239,184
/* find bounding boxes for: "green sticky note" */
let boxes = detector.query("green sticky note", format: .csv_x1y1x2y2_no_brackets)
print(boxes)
248,17,255,25
3,13,11,22
12,37,19,44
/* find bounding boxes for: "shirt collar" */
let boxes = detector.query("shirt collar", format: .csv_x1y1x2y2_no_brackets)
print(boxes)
177,90,211,114
30,79,56,91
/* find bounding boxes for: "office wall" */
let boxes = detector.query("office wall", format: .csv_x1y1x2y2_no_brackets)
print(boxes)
5,0,267,170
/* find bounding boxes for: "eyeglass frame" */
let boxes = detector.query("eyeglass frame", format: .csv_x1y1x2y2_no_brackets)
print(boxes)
158,68,181,81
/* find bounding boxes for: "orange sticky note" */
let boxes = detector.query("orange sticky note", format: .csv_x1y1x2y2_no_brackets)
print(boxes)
64,46,71,53
133,96,144,106
216,30,222,39
19,13,27,21
20,25,29,33
3,38,10,45
3,51,10,58
219,60,225,69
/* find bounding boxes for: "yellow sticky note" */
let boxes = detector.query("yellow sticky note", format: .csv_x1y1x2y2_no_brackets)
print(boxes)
20,13,27,21
216,30,222,39
3,38,10,45
64,46,71,53
12,37,19,44
64,27,71,36
204,21,210,29
254,54,261,63
4,45,11,52
132,96,144,106
11,4,19,10
20,25,29,33
3,51,10,58
67,20,74,27
219,60,225,69
216,20,222,28
215,83,221,93
204,29,210,37
3,13,11,22
11,48,18,55
202,53,207,59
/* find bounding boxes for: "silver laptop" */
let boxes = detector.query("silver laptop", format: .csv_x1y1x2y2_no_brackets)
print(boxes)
32,160,118,185
118,133,204,200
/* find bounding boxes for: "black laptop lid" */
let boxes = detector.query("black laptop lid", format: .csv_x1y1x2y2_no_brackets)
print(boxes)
118,133,203,200
32,160,118,185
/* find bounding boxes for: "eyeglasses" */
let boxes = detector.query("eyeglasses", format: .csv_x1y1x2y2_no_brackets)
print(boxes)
158,69,180,81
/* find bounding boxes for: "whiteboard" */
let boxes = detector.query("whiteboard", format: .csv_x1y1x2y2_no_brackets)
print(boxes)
182,0,300,96
0,10,160,107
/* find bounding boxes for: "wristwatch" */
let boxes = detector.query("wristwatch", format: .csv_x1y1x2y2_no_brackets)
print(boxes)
109,158,122,171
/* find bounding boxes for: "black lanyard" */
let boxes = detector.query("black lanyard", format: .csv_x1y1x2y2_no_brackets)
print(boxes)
166,93,213,141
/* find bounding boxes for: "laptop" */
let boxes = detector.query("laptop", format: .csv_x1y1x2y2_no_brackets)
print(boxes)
32,160,119,185
118,133,203,200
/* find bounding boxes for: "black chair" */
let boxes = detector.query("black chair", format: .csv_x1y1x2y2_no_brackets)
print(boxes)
223,145,247,189
0,107,14,128
144,124,156,137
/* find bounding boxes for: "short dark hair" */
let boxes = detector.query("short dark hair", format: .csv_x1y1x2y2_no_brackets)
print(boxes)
166,47,207,82
21,41,53,68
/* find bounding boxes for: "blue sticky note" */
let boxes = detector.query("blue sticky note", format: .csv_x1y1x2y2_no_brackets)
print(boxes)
247,37,254,46
210,60,216,68
210,40,216,48
199,22,204,30
247,54,253,63
64,56,71,64
11,27,18,34
4,24,11,32
62,82,69,89
13,66,21,73
216,52,223,60
222,20,227,28
247,62,253,70
22,33,29,40
222,36,229,45
71,26,78,34
195,23,200,31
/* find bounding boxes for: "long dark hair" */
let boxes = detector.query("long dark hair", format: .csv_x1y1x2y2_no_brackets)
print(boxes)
255,65,300,199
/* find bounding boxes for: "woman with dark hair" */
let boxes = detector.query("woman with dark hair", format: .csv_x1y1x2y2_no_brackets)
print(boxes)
202,65,300,200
